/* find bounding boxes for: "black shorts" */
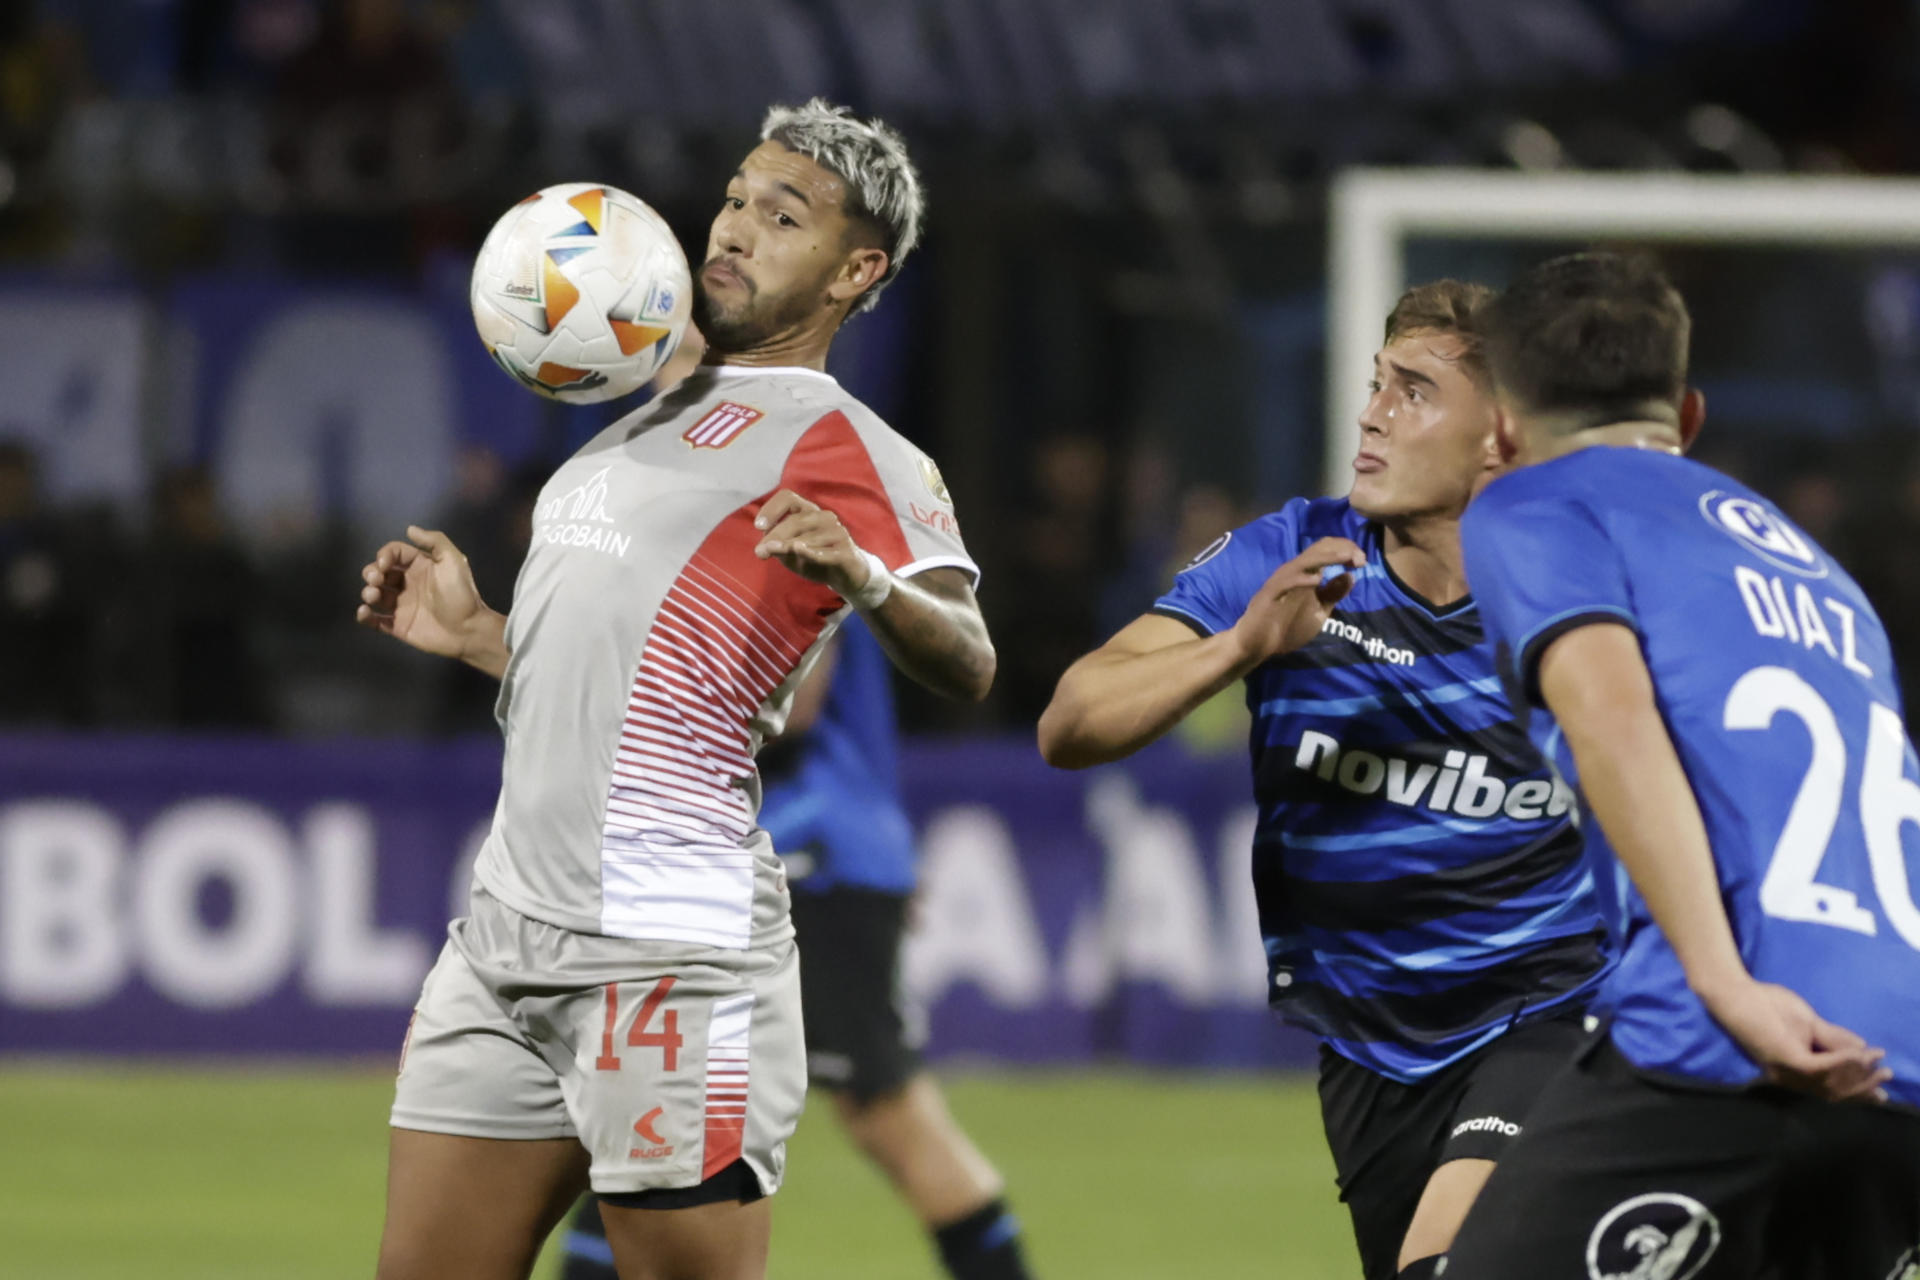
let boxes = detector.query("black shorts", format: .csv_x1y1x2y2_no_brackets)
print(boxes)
1319,1012,1590,1280
1444,1036,1920,1280
564,1162,765,1276
789,886,923,1102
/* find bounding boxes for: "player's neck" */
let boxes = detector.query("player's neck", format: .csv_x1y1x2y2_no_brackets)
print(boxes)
1381,517,1469,608
704,324,837,373
1526,417,1683,462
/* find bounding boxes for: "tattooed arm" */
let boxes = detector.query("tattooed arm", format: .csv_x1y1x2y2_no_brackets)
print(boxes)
754,489,996,703
860,567,995,702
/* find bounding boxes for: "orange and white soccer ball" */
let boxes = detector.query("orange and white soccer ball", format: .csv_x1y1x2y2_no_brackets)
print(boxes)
471,183,693,403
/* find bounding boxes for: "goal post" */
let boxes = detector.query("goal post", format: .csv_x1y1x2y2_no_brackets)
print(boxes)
1324,169,1920,497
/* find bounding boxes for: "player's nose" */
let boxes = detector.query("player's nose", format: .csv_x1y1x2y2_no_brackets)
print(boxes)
1357,391,1390,436
710,210,750,258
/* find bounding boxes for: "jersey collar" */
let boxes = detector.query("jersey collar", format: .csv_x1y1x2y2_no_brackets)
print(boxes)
1367,523,1477,619
706,364,839,384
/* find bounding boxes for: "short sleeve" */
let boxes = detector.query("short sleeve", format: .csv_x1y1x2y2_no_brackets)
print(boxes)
1151,503,1305,638
1462,478,1637,702
865,440,979,585
782,411,980,587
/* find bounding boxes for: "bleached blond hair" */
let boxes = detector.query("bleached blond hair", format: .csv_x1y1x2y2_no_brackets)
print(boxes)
761,99,924,315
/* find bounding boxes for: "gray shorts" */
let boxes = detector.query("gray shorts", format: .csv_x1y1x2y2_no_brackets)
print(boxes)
391,886,806,1196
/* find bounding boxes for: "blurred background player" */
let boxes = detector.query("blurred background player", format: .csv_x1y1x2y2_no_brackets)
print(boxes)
562,616,1037,1280
358,100,992,1280
1038,282,1609,1280
1449,252,1920,1279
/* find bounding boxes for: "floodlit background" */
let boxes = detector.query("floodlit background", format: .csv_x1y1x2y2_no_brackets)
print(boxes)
3,1,1918,1276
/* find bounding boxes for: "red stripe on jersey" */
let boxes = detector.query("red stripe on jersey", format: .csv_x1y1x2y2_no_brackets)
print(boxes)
772,411,915,581
605,414,887,864
702,1087,747,1178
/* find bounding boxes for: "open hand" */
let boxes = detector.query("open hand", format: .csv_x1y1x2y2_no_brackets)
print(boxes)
1701,977,1890,1103
1229,537,1366,666
355,526,491,660
753,489,869,596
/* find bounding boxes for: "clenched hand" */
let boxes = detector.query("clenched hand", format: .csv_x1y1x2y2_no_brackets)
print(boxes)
753,489,871,598
1229,536,1366,666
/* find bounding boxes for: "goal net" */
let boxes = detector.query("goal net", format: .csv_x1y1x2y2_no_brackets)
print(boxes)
1324,170,1920,497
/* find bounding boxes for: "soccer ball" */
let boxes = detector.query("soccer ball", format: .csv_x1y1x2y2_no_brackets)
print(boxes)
470,183,693,404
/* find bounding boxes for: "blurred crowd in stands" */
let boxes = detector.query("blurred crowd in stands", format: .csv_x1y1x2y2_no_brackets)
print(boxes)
0,423,1269,738
4,0,1920,738
15,421,1920,742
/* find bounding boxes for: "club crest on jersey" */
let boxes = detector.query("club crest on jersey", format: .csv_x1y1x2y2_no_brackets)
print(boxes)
918,455,952,504
1699,490,1827,578
684,401,764,449
1585,1192,1721,1280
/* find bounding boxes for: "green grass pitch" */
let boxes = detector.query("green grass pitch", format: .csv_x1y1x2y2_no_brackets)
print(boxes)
0,1062,1360,1279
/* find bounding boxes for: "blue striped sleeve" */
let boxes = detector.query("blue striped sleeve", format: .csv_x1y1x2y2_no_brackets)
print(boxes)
1152,502,1306,637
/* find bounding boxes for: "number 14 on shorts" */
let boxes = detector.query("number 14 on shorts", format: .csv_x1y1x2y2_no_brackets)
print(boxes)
596,977,684,1072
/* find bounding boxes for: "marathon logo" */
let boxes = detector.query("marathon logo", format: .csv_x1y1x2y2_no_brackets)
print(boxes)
1451,1115,1521,1139
1320,616,1415,666
1294,732,1574,821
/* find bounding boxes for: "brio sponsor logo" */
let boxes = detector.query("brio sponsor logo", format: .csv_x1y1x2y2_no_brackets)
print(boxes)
910,502,958,535
1294,731,1574,821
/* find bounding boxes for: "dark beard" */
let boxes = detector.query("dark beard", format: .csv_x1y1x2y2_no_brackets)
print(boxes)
691,276,769,354
692,265,824,354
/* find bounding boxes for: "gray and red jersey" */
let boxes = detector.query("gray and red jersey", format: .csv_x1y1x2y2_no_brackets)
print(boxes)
473,365,977,950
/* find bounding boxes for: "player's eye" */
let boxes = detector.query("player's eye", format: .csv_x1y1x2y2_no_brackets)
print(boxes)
723,196,744,211
1405,385,1422,403
1365,378,1382,394
774,211,798,228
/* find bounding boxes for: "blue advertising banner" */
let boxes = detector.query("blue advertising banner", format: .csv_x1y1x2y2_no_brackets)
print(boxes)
0,735,1315,1069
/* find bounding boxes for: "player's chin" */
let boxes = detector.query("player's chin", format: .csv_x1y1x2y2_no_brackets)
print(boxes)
1346,478,1401,520
694,306,764,355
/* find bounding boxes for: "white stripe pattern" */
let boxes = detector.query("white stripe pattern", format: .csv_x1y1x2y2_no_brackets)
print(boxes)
702,991,755,1178
600,551,813,946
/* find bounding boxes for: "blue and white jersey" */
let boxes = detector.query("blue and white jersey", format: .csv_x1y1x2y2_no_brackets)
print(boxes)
759,615,917,896
1155,497,1608,1082
1464,447,1920,1107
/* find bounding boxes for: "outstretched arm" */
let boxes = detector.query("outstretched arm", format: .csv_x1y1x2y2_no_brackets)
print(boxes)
1038,614,1255,769
754,490,994,703
1038,537,1364,769
1537,622,1889,1103
356,526,511,679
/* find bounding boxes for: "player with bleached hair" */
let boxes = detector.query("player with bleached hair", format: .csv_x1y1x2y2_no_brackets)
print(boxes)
358,99,993,1280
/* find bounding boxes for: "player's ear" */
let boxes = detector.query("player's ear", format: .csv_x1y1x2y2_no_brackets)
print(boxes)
1491,404,1522,465
828,246,889,307
1478,404,1503,472
1678,388,1706,454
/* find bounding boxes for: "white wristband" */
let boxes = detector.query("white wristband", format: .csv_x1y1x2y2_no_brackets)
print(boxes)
847,549,895,611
